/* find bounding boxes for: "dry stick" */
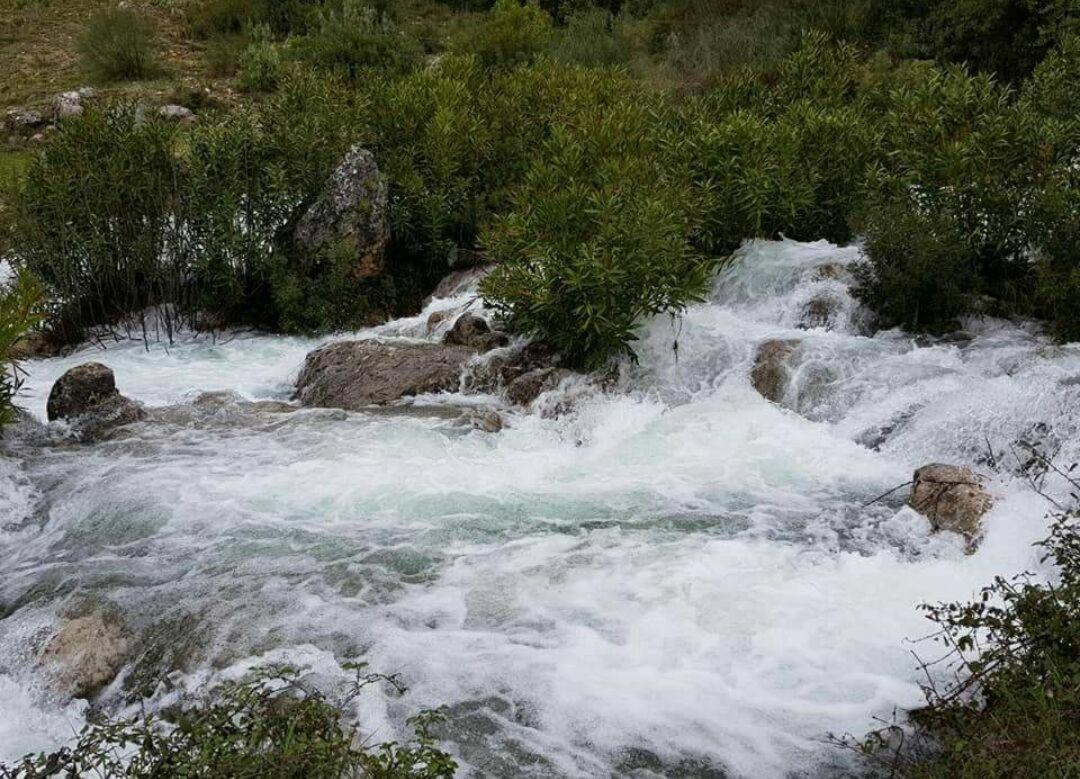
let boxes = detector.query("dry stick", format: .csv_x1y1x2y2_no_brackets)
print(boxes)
862,480,914,507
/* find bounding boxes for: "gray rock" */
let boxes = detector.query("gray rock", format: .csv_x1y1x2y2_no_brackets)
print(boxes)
158,104,195,123
4,107,46,133
908,463,993,545
750,339,800,403
8,330,57,361
506,367,572,406
294,146,389,279
46,363,145,438
295,340,476,409
52,90,84,120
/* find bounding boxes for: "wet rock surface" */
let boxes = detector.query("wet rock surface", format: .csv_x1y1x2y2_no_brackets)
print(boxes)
750,339,800,404
45,363,145,439
295,340,477,409
39,607,130,699
506,367,573,406
908,463,993,544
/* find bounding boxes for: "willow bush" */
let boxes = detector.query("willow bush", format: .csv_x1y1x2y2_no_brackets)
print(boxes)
79,6,158,81
0,271,45,429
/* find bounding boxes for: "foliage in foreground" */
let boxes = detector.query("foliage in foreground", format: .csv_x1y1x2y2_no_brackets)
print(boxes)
849,500,1080,777
0,664,457,779
0,271,45,430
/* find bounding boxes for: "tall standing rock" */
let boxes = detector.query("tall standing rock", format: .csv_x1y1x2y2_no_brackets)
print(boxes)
294,146,389,279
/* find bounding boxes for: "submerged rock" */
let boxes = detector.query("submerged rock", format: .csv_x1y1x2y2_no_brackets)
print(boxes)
472,409,504,433
295,340,476,409
908,464,993,545
506,367,572,406
46,363,144,437
40,608,130,699
750,339,800,403
294,145,389,279
798,295,837,330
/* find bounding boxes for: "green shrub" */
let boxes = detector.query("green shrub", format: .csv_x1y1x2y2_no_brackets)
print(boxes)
0,271,46,429
237,26,283,91
79,6,158,81
10,105,181,343
1,664,457,778
291,1,424,79
549,8,633,67
453,0,553,70
480,90,715,367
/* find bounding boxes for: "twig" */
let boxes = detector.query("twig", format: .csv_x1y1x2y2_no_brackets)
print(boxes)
863,480,914,507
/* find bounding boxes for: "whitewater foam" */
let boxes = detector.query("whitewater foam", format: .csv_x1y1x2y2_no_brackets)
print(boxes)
1,239,1075,776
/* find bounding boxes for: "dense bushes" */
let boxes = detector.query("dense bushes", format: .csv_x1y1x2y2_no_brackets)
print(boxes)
291,1,424,79
1,664,456,778
0,271,45,429
79,7,158,81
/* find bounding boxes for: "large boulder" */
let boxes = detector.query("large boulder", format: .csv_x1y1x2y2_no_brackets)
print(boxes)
750,339,799,403
294,146,389,279
426,264,495,303
295,340,476,409
908,464,993,543
46,363,144,440
40,608,130,699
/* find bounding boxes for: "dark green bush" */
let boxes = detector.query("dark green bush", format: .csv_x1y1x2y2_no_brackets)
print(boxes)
0,271,45,429
79,7,158,81
548,7,633,67
189,0,320,38
291,1,424,79
1,664,457,778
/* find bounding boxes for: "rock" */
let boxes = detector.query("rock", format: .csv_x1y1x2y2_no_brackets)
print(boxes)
47,363,119,421
444,313,490,345
506,367,572,406
426,264,494,303
52,90,84,120
158,104,195,123
295,340,476,409
908,464,993,543
427,309,452,333
443,314,507,352
750,339,800,403
46,363,145,437
473,409,504,433
294,146,389,280
798,296,836,330
4,107,46,133
815,263,846,280
40,608,130,699
7,330,56,361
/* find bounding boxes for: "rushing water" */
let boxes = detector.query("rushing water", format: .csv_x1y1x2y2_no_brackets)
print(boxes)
1,239,1078,777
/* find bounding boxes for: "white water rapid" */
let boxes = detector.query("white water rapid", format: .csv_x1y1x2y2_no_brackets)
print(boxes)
1,239,1078,777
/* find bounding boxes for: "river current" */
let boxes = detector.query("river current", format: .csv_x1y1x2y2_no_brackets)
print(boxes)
1,239,1078,776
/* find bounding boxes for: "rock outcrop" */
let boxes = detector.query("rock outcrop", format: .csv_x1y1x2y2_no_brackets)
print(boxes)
908,463,993,543
295,340,476,409
750,339,799,403
40,608,130,699
426,264,495,303
294,146,388,279
46,363,144,437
